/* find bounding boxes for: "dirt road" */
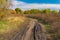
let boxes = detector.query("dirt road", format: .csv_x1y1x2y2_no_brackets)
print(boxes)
11,19,46,40
0,19,46,40
21,19,37,40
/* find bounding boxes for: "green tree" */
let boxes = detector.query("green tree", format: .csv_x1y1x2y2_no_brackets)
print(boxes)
24,9,41,14
15,8,22,14
24,10,30,14
43,8,51,14
30,9,41,14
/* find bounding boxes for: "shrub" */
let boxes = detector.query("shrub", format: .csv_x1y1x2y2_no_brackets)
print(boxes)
15,8,23,14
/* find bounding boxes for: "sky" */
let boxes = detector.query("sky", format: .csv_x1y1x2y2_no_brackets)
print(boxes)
18,0,60,4
11,0,60,10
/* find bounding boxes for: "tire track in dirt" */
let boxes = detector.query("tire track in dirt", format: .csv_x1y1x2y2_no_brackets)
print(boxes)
21,19,37,40
34,22,47,40
11,19,47,40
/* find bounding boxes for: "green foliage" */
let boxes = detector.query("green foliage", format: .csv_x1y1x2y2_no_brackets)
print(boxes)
24,10,30,14
30,9,41,14
43,8,51,14
15,8,22,14
24,8,58,14
24,9,41,14
24,9,51,14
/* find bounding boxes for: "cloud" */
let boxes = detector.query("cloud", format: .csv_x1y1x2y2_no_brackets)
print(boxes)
11,0,60,10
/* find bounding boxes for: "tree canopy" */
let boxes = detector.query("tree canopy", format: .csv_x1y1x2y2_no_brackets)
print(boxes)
24,9,41,14
15,8,22,14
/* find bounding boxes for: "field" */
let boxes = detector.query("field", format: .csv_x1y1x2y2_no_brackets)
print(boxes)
0,0,60,40
0,16,26,34
0,10,60,40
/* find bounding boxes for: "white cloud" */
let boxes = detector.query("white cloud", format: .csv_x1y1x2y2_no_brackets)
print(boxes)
11,0,60,10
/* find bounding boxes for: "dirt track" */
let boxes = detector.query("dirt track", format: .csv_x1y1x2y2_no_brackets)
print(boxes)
0,19,46,40
11,19,46,40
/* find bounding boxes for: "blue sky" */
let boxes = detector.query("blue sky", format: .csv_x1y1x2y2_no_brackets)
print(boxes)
18,0,60,4
12,0,60,10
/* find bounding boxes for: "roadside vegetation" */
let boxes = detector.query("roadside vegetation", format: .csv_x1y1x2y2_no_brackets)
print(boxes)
0,0,60,40
0,16,26,34
21,9,60,40
24,14,60,40
0,0,26,35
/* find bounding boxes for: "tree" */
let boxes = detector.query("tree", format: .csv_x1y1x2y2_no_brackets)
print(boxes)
24,10,30,14
0,0,12,19
30,9,41,14
15,8,22,14
24,9,41,14
43,8,51,14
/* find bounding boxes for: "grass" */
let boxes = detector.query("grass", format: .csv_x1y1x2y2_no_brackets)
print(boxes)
0,20,8,33
45,24,54,34
23,14,60,40
0,16,26,34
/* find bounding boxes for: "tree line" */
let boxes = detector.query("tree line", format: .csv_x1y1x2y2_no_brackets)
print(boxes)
0,0,59,19
15,8,59,14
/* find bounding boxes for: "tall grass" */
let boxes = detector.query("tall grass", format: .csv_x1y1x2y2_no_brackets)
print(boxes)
0,16,26,34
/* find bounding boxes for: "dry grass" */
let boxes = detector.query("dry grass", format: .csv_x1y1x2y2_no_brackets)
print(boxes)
0,16,26,34
24,14,60,40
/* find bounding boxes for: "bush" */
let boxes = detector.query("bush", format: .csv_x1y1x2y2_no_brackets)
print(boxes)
15,8,22,14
